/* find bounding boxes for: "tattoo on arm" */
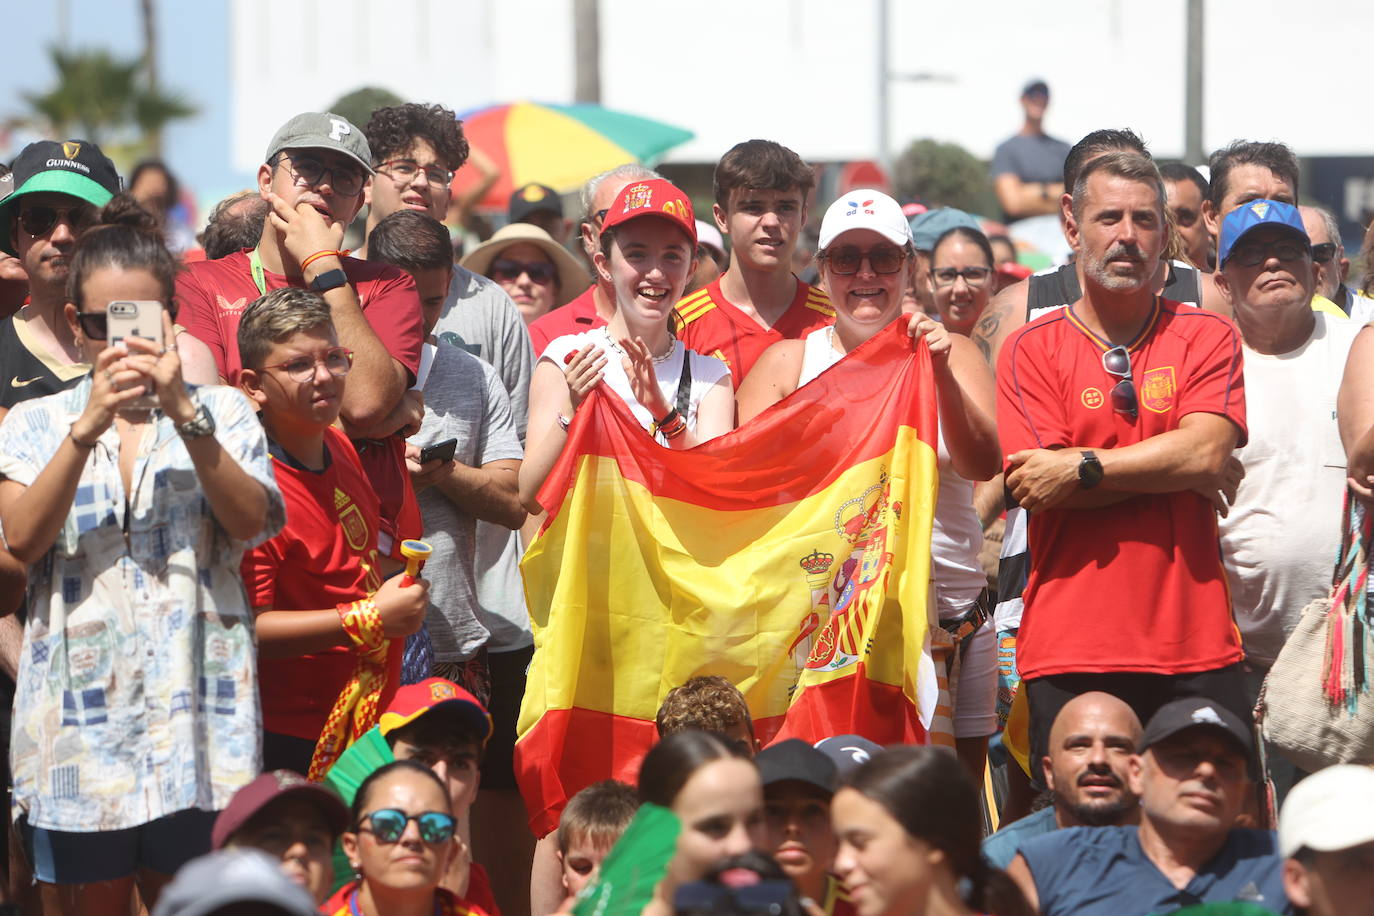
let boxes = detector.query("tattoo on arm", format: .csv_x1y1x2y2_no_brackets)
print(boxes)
972,306,1005,366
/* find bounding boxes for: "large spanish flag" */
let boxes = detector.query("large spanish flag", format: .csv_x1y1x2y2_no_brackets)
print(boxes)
515,322,942,835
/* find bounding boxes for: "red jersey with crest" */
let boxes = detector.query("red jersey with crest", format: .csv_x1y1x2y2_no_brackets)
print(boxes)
997,298,1247,680
675,276,833,382
243,426,401,740
177,249,424,557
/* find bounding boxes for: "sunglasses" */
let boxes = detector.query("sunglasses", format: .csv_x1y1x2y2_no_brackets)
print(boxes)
823,246,907,275
262,347,354,382
275,154,365,197
1311,242,1338,264
75,312,109,341
1102,346,1138,420
490,259,557,285
360,808,456,845
19,204,97,238
931,266,993,287
1226,240,1309,268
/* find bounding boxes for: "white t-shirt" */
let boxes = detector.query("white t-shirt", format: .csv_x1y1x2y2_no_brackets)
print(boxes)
797,327,985,621
540,327,731,442
1218,311,1360,665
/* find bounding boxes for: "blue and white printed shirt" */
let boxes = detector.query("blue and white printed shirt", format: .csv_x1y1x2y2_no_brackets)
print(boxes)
0,379,284,832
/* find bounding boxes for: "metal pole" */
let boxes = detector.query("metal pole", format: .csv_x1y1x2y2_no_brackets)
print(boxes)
1185,0,1204,164
573,0,601,104
877,0,890,171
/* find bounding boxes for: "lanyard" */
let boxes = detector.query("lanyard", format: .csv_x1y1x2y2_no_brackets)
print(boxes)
249,248,269,297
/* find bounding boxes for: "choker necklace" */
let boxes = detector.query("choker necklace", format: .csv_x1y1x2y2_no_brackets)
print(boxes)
606,334,677,363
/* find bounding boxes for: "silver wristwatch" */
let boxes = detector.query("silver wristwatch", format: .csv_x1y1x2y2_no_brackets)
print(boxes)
175,402,216,440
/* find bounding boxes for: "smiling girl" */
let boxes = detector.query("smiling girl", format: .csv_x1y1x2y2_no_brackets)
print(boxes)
520,178,734,512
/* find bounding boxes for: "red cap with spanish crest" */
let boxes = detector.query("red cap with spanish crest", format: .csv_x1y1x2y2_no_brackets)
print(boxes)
600,178,697,247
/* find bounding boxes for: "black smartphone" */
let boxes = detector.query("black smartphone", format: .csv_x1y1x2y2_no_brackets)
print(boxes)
419,437,458,465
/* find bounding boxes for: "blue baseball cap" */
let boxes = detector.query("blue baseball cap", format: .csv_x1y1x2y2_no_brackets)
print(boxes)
1218,198,1309,268
910,207,980,252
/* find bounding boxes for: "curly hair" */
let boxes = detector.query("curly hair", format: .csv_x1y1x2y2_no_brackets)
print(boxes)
364,103,470,172
655,675,754,740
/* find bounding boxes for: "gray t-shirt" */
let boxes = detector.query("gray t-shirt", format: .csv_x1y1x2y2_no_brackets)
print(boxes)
409,341,524,662
990,132,1072,184
431,266,537,652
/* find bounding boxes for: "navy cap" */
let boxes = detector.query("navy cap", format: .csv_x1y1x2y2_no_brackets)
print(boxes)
509,183,563,223
1218,198,1309,268
813,734,883,777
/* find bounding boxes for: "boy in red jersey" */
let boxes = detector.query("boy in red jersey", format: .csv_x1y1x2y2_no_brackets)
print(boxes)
675,140,833,382
997,152,1249,775
238,287,429,776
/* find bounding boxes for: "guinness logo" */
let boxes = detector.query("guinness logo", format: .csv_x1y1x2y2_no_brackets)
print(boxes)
62,141,81,160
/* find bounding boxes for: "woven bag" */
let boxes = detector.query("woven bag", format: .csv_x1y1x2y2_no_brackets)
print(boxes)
1258,490,1374,773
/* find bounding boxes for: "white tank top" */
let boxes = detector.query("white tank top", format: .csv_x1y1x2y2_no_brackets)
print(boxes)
797,328,986,620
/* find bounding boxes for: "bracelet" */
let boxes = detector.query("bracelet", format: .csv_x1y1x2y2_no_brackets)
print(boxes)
68,428,97,450
650,408,680,435
300,249,343,272
654,411,687,439
336,597,385,651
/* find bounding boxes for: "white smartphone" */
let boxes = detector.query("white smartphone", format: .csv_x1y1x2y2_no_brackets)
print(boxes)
106,300,163,411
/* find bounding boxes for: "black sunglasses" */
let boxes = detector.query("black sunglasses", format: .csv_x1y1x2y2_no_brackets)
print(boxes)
490,259,557,285
1311,242,1338,264
1102,346,1138,420
75,312,109,341
19,204,97,238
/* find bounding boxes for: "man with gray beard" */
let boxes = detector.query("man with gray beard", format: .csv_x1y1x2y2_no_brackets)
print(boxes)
997,152,1251,774
983,692,1142,867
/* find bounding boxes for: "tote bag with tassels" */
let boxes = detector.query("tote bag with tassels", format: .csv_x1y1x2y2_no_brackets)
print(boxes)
1258,489,1374,772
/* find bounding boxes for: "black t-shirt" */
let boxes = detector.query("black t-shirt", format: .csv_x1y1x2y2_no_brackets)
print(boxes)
0,314,88,410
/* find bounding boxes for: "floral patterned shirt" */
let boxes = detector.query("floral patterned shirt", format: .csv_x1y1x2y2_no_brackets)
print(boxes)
0,379,284,831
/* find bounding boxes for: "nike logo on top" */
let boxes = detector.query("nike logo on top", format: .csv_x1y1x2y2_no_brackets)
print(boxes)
10,376,40,388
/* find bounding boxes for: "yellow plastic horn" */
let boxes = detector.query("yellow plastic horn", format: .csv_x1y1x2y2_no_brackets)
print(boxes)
399,539,432,585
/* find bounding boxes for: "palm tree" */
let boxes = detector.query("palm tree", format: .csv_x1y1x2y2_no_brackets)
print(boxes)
23,45,195,154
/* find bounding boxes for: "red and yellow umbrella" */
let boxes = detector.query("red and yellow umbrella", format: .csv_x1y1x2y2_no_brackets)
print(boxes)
450,101,694,210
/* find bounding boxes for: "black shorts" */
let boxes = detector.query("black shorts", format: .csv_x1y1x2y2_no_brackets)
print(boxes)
480,645,535,791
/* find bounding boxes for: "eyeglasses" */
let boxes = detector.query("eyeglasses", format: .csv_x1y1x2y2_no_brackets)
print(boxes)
360,808,456,845
19,204,97,238
75,311,109,340
1102,346,1138,420
490,259,557,285
262,347,354,382
931,266,993,287
591,208,610,228
274,154,365,197
822,246,907,275
376,159,454,189
1226,240,1310,268
1311,242,1338,264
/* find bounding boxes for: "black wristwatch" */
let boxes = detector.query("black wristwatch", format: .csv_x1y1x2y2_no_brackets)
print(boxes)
308,268,348,293
175,402,216,440
1078,450,1104,489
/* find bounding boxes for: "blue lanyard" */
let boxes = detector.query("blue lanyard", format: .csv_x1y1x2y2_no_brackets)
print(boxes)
348,887,444,916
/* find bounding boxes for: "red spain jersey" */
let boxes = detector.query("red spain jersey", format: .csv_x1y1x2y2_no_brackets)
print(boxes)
243,426,401,740
997,298,1247,680
675,276,833,382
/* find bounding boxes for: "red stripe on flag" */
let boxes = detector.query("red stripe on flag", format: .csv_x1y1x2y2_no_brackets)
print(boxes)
772,663,928,746
535,321,936,517
514,708,658,837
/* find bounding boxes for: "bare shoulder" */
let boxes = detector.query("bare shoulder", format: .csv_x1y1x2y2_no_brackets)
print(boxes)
736,339,806,424
972,279,1030,370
